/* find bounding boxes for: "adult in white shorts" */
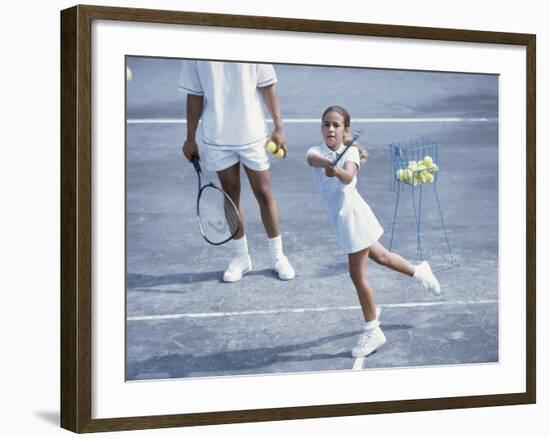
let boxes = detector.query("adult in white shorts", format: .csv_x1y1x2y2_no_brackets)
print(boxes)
179,60,295,282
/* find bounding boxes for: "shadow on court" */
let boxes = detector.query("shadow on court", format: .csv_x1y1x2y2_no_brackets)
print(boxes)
127,271,223,288
127,326,414,380
128,268,285,291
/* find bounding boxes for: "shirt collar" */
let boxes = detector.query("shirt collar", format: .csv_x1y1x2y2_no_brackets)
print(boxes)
322,143,345,157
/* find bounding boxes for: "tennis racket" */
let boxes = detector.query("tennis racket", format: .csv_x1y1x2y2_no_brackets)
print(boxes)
333,131,363,165
190,156,241,245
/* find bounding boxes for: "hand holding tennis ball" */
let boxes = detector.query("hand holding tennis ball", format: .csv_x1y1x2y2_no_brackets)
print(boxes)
266,140,277,153
265,140,286,158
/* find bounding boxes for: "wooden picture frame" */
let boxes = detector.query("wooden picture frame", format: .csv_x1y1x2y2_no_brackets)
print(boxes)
60,4,536,433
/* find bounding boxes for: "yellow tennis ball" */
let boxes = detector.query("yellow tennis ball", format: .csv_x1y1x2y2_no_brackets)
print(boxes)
420,170,429,183
423,155,433,167
396,168,404,181
275,148,285,158
425,173,434,183
426,163,435,174
266,141,277,153
126,66,132,81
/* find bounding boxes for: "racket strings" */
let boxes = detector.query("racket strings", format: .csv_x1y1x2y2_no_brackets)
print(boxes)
198,186,240,244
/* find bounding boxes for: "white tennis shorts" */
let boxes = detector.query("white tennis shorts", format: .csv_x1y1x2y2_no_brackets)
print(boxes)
201,139,270,172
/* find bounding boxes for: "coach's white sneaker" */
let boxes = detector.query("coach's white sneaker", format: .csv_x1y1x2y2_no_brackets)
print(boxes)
414,261,441,295
223,255,252,283
351,327,387,358
274,256,295,281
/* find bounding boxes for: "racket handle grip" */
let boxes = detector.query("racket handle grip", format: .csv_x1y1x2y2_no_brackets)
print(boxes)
190,155,201,172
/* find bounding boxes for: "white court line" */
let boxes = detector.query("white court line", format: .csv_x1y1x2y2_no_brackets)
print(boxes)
127,299,497,321
126,117,498,125
128,299,497,373
352,358,366,371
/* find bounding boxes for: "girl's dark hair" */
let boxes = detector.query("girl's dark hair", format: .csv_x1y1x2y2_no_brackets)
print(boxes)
322,105,369,162
322,105,351,128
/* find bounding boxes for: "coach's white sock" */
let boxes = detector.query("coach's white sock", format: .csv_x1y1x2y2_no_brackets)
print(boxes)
268,235,284,264
224,236,252,282
232,235,249,258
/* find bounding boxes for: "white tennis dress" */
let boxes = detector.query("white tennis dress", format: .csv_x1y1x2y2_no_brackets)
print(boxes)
307,143,383,254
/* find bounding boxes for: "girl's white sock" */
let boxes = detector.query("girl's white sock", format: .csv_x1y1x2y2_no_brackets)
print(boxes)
363,319,380,332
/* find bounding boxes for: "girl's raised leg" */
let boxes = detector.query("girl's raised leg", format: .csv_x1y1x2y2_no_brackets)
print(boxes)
367,242,415,276
368,242,441,294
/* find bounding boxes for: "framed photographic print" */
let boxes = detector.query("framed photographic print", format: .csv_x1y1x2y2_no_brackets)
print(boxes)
60,4,536,433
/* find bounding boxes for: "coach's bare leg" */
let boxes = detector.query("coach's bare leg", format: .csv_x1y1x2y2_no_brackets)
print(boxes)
217,162,245,239
368,242,415,276
243,165,294,280
217,163,252,282
243,166,280,238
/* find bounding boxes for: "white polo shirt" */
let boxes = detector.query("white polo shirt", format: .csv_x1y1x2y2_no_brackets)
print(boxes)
179,61,277,149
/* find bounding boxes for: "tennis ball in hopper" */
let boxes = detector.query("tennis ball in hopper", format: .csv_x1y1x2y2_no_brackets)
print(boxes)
420,170,430,183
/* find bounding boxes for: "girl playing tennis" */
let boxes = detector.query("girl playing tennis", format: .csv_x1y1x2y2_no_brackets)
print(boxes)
306,105,441,358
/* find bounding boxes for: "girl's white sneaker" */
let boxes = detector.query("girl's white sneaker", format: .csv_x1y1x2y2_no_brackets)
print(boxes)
414,261,441,295
351,327,387,358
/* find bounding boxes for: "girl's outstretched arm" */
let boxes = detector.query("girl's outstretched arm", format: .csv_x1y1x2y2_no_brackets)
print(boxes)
306,151,332,169
325,161,358,185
